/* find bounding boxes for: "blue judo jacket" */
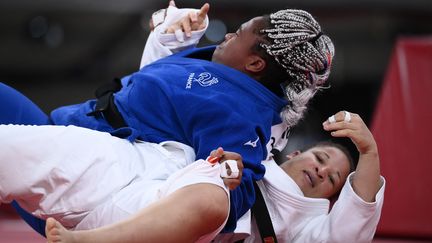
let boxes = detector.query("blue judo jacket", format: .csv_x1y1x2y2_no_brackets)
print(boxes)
51,46,289,231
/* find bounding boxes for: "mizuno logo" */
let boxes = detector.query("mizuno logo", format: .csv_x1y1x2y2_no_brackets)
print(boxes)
244,137,259,148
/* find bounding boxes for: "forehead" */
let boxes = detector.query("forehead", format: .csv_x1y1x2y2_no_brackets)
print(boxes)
240,16,266,34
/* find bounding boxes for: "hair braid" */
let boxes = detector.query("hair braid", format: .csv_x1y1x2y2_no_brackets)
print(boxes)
259,9,335,128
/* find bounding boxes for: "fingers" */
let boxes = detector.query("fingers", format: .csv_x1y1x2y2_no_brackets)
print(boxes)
181,17,193,38
165,20,190,41
164,2,209,42
198,3,210,22
180,3,209,37
323,111,360,134
322,111,377,154
210,147,224,158
207,147,224,164
189,11,198,23
207,148,243,190
193,3,209,31
324,111,356,124
220,160,239,178
221,158,243,190
219,152,243,179
220,151,243,163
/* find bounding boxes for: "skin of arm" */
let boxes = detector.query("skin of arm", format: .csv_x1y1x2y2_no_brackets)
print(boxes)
323,111,381,202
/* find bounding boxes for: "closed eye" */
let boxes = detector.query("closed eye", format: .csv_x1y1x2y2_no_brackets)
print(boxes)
314,152,324,164
314,151,336,186
329,175,335,186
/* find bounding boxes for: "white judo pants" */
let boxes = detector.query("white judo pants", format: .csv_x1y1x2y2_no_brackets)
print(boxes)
0,124,229,241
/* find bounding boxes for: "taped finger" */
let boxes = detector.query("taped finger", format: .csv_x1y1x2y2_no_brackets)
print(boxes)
344,111,351,122
328,115,336,123
220,160,239,179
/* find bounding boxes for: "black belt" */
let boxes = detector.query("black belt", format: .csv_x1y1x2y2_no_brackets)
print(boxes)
252,181,278,243
86,78,127,129
235,181,278,243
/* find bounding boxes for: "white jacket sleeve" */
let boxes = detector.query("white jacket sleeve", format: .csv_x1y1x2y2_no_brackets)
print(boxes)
294,173,386,243
139,6,209,68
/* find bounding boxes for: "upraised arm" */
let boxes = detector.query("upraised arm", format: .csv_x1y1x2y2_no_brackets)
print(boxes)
140,1,210,68
323,111,381,202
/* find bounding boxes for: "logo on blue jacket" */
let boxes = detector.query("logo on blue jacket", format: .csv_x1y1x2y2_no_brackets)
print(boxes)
186,72,218,89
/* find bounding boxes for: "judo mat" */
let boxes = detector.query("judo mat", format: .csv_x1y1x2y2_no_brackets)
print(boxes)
0,203,429,242
0,204,44,243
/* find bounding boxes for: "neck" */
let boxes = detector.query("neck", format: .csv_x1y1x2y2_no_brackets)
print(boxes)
256,76,284,97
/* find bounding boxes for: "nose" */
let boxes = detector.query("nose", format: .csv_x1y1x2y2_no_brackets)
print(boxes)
315,166,329,181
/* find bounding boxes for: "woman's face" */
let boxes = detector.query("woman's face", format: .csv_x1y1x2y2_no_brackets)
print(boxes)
280,146,351,199
212,16,266,72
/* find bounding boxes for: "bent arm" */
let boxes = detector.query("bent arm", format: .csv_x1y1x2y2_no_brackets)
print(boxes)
323,111,381,202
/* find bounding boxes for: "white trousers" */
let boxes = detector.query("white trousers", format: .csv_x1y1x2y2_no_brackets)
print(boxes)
0,124,228,241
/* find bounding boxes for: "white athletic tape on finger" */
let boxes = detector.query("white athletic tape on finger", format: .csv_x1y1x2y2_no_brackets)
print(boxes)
174,29,184,42
220,160,239,179
328,115,336,123
344,111,351,122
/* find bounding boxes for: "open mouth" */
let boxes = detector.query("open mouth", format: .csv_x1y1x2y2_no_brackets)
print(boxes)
303,170,315,188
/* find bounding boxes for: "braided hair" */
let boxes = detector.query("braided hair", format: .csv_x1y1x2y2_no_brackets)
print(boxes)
257,9,335,128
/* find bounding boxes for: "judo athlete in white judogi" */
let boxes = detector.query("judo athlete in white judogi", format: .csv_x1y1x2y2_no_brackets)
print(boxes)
0,110,384,243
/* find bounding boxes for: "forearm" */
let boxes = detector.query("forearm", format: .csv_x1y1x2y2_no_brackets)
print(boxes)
323,111,382,202
352,150,381,202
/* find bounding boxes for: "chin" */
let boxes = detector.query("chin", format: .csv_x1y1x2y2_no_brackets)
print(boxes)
211,54,222,64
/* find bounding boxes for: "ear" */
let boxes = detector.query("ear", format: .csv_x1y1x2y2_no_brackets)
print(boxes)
245,55,266,73
286,150,301,160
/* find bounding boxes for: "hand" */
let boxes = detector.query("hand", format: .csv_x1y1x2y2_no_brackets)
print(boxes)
209,147,244,191
323,111,382,202
322,111,378,155
165,3,210,38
